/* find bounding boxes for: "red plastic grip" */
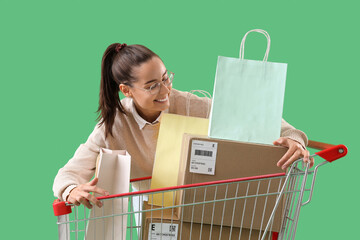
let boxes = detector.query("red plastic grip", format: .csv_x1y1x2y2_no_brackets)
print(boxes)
272,232,279,240
53,199,72,216
316,144,348,162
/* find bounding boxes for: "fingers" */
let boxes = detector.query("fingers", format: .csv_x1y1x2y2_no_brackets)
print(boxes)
303,149,310,163
67,188,79,204
279,149,314,170
277,145,296,168
281,149,302,169
71,191,102,209
302,149,315,168
88,177,99,186
273,137,289,147
275,137,297,168
85,177,109,196
78,193,93,209
81,185,107,208
82,185,109,197
310,157,314,168
68,198,81,207
79,191,103,208
67,178,109,209
274,137,314,170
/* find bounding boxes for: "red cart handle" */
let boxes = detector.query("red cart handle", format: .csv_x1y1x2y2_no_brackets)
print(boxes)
315,144,348,162
53,199,72,216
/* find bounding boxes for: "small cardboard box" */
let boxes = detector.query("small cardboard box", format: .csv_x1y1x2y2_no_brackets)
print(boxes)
142,201,180,239
142,201,180,240
176,134,287,232
142,201,275,240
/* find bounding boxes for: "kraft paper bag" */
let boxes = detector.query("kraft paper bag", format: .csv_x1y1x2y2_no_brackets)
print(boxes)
85,148,131,240
209,29,287,145
149,113,209,207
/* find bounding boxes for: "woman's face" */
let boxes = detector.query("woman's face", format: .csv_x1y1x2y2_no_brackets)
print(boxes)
124,57,172,122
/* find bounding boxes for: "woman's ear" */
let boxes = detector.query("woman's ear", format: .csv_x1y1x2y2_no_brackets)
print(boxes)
119,84,132,98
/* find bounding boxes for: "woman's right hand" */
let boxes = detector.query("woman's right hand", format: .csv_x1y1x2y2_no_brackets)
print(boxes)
67,177,109,209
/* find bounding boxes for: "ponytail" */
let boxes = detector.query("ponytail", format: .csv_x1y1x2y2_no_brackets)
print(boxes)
96,43,159,138
96,43,124,138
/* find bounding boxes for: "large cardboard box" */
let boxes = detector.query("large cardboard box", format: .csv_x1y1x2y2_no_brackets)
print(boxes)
142,201,276,240
176,134,287,232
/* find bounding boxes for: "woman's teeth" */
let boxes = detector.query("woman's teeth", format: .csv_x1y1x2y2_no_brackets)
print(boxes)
155,97,167,102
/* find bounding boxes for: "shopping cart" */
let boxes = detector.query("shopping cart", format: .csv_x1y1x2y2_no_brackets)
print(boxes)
53,141,347,240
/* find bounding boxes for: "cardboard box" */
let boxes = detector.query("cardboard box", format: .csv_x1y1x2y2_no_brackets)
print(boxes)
142,202,275,240
141,201,180,239
176,134,287,232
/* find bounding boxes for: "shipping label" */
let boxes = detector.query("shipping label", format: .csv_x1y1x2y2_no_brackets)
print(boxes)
148,223,178,240
190,140,218,175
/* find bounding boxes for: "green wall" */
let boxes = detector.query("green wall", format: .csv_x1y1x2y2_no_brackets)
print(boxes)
1,0,357,239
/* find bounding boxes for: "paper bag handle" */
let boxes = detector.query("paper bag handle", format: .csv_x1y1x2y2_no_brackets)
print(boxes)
186,90,212,117
239,29,271,61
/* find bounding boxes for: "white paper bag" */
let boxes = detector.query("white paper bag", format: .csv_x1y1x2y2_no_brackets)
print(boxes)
85,148,131,240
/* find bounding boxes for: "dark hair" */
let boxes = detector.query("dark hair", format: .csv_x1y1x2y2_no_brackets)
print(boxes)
96,43,160,138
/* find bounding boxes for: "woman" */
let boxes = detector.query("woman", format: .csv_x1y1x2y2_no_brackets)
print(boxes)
53,43,311,209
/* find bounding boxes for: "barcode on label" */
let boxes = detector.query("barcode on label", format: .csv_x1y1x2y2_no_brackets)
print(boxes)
208,168,212,172
195,149,213,157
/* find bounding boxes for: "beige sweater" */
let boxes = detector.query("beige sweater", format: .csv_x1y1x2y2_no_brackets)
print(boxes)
53,89,308,201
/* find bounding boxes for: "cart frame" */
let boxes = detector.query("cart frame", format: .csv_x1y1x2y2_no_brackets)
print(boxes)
53,141,347,240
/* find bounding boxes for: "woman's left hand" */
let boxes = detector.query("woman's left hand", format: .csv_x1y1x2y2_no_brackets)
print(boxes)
273,137,313,170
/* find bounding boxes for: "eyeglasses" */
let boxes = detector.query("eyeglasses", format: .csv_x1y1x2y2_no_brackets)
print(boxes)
132,71,174,95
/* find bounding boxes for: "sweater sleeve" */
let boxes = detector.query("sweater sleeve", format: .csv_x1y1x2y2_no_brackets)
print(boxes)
52,123,106,201
280,119,308,149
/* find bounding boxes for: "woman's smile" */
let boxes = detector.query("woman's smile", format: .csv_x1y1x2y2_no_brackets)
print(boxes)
154,95,169,103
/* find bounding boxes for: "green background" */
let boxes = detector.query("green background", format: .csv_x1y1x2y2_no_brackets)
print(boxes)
1,0,358,239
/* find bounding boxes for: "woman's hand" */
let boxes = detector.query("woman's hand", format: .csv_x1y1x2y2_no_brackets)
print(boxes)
273,137,314,170
67,178,109,209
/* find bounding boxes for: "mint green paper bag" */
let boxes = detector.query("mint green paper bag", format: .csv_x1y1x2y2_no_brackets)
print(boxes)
209,29,287,145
